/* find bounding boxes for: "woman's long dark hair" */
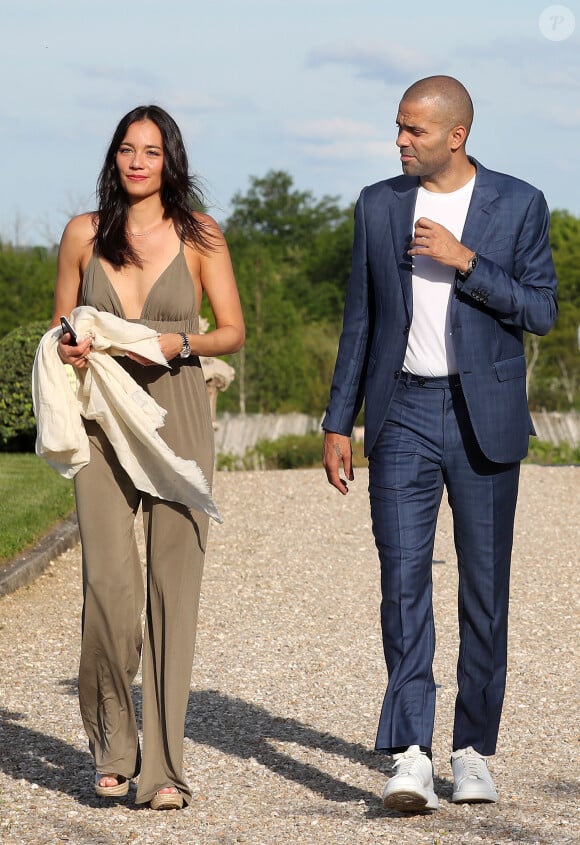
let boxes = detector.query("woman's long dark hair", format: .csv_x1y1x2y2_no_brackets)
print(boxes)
94,105,215,266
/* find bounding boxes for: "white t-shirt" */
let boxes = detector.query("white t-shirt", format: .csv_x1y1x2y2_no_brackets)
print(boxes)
403,175,475,376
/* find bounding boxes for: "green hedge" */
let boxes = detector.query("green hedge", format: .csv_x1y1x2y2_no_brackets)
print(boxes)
524,439,580,465
217,432,324,471
216,432,369,471
0,321,48,451
216,432,579,471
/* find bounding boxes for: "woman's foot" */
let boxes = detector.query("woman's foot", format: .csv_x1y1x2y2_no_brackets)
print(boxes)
150,786,183,811
95,773,129,798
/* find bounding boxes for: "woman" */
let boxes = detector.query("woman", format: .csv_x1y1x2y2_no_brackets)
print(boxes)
52,106,244,809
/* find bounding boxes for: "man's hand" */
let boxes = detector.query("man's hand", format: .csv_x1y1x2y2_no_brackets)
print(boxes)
322,431,354,495
409,217,474,273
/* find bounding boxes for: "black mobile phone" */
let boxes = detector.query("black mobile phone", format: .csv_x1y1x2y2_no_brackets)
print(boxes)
59,316,78,346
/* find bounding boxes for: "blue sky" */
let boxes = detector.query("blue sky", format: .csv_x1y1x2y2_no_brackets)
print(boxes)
2,0,579,244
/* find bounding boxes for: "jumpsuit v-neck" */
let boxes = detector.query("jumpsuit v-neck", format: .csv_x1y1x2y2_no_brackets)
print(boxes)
74,243,214,806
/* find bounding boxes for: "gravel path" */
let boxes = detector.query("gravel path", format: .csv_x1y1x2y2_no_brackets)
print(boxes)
0,466,578,845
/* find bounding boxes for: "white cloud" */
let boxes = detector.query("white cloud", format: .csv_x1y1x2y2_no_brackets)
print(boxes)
455,37,580,87
161,92,233,114
74,64,161,87
306,42,437,84
545,104,580,128
290,117,383,140
526,69,580,91
287,117,397,162
302,139,395,162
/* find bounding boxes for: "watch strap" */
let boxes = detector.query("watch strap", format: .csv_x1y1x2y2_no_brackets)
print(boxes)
179,332,191,358
458,252,478,281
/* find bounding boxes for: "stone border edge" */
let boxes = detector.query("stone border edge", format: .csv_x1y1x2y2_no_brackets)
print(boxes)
0,513,79,599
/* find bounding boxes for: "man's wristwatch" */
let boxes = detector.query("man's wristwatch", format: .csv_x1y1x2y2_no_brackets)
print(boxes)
458,252,478,281
179,332,191,359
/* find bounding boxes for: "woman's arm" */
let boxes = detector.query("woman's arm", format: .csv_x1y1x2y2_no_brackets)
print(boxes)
158,215,245,362
51,214,95,368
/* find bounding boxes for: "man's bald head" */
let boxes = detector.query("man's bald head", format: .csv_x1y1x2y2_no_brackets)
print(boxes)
400,76,474,137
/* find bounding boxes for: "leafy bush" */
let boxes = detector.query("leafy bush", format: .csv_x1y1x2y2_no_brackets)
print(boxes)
215,430,580,472
0,245,56,338
254,432,324,469
215,451,240,471
216,433,323,471
216,432,369,471
0,321,48,451
524,439,580,465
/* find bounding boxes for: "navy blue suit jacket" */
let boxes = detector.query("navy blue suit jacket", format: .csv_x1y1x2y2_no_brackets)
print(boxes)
322,160,558,463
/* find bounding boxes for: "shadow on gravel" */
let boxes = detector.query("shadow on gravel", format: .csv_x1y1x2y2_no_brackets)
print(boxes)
185,691,577,837
184,689,437,815
0,706,89,804
0,688,441,817
0,704,133,808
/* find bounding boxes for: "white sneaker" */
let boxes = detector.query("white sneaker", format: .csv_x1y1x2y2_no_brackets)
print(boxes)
451,747,498,803
382,746,439,812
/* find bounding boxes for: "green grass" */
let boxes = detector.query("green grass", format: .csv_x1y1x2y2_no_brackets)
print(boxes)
0,453,75,567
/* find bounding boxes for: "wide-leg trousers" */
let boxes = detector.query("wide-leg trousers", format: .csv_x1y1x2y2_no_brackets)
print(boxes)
74,420,210,806
369,374,520,756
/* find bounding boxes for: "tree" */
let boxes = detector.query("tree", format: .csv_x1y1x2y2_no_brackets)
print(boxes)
226,170,343,244
222,171,353,414
1,186,578,421
550,210,580,301
525,210,580,410
0,243,56,337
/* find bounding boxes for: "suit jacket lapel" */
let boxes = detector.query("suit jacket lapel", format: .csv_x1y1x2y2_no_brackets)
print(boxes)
369,163,497,319
461,159,500,250
391,179,418,317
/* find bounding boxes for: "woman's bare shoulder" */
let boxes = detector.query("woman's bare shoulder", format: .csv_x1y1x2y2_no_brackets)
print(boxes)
61,212,98,245
190,212,227,251
57,213,97,275
192,210,215,224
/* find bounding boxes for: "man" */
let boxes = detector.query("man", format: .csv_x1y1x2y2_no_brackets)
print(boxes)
322,75,557,812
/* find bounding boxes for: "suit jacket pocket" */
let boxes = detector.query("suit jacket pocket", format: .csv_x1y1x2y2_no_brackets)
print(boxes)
494,354,526,382
480,235,513,256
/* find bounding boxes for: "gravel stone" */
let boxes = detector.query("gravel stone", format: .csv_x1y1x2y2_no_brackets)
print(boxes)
0,466,578,844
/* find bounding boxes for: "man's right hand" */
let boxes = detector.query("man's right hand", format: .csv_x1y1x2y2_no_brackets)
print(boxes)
322,431,354,495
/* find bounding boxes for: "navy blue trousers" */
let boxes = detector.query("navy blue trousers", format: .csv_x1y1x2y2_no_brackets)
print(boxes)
369,375,520,756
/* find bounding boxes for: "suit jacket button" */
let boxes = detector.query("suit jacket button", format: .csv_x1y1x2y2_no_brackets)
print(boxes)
394,370,401,378
403,325,410,333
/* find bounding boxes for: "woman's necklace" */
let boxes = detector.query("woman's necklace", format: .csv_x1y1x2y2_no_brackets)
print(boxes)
126,219,166,238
